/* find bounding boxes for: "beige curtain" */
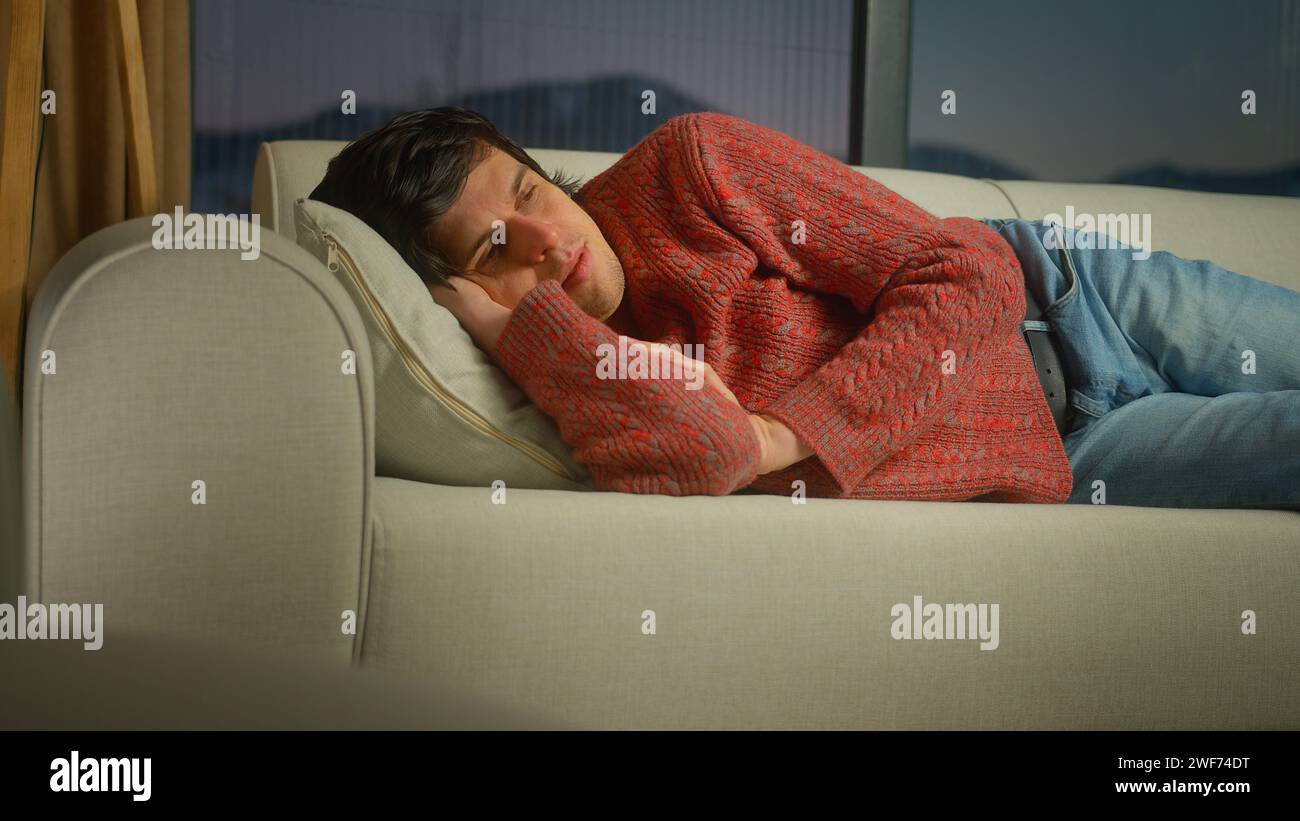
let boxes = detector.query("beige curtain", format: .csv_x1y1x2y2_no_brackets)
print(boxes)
0,0,190,310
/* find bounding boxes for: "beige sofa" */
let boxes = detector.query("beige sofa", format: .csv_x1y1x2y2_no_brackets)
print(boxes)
8,140,1298,729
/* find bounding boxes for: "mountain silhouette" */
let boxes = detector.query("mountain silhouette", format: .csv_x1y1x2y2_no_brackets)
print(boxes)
905,144,1035,181
193,78,1300,213
1106,162,1300,197
909,143,1300,197
193,75,720,213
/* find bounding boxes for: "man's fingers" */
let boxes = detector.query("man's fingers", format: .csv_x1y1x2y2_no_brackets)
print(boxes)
428,284,456,308
428,278,464,307
429,276,491,316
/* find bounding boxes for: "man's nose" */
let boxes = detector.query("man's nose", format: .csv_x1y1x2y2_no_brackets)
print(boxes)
505,215,561,265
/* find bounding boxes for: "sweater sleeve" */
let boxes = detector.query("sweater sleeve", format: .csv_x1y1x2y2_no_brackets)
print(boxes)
683,112,1025,493
492,278,762,496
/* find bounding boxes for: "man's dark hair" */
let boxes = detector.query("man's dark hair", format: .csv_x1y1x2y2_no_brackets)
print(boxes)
309,106,583,288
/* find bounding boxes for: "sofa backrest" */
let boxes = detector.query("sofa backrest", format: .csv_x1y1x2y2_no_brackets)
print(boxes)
253,137,1300,293
252,139,1017,240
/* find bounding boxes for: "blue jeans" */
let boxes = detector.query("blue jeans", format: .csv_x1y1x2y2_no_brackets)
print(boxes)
980,217,1300,511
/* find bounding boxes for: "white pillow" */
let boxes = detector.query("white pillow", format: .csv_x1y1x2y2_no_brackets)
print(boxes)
294,198,592,491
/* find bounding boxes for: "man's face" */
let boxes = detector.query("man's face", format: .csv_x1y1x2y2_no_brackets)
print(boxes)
430,145,625,322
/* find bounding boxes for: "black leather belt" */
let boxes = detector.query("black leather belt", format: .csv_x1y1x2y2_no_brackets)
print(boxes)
1020,279,1074,437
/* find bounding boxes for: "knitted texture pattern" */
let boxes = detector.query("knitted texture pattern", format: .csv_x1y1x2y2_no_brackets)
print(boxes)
493,112,1074,502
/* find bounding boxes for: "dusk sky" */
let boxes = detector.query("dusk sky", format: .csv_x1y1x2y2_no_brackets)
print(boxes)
909,0,1300,180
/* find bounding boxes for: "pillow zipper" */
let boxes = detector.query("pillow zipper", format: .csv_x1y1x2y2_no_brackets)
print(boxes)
321,232,580,482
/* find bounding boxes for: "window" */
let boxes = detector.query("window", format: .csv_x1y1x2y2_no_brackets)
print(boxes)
906,0,1300,196
192,0,855,213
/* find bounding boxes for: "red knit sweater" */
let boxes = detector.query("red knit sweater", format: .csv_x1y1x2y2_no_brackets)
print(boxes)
493,112,1074,502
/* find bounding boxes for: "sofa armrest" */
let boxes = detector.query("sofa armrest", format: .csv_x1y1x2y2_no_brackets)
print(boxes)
21,217,374,662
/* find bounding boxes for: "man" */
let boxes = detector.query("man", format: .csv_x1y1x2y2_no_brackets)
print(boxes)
310,107,1300,509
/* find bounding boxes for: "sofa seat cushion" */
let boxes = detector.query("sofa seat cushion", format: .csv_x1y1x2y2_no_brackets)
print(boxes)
362,476,1300,728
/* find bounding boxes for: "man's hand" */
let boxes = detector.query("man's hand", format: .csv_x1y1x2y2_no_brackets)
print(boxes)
428,276,513,361
747,412,815,476
633,342,814,476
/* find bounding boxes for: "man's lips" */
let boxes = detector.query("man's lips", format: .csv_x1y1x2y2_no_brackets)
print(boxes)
563,245,591,289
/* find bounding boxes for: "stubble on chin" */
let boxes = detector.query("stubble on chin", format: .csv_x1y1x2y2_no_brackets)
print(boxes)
592,246,626,319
